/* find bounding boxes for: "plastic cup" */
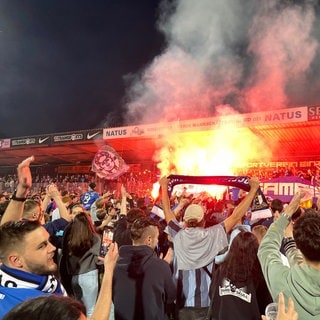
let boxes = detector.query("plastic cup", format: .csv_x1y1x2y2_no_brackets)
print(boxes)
265,302,278,320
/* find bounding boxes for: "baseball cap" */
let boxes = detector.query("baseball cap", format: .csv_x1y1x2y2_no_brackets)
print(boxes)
183,204,204,222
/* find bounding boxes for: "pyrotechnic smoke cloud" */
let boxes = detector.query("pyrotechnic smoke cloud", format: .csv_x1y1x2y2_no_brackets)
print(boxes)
123,0,320,175
245,0,318,111
125,0,319,122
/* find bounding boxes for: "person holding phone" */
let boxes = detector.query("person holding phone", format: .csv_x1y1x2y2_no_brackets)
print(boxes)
59,212,102,318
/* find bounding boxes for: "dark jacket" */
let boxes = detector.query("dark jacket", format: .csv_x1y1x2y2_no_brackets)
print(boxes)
113,245,176,320
211,265,272,320
113,215,132,248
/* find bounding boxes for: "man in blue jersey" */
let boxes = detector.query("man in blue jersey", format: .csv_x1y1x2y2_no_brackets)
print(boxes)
80,182,100,211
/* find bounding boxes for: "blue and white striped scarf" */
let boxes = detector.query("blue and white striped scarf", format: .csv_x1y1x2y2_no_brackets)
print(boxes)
0,264,66,295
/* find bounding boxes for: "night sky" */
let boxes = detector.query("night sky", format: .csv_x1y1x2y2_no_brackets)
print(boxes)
1,0,320,139
0,0,163,138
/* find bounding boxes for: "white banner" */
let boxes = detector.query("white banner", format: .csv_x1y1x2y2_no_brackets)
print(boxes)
103,106,308,140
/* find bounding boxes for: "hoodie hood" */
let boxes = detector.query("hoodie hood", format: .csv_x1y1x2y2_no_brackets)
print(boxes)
117,245,154,278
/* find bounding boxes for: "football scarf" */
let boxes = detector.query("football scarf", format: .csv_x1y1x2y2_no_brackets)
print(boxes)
0,264,66,295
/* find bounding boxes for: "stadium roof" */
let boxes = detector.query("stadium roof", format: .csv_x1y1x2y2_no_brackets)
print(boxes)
0,105,319,170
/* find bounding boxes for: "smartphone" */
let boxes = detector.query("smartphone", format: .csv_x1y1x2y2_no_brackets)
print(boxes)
100,227,114,257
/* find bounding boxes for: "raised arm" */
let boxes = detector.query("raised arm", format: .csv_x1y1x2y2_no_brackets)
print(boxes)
223,177,260,233
120,185,128,215
41,188,52,214
90,242,119,320
283,221,304,266
1,156,34,225
258,191,305,300
159,176,178,224
173,197,189,221
95,208,114,233
47,184,71,222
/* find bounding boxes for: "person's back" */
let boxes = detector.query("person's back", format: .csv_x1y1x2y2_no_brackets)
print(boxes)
258,192,320,320
170,205,228,309
113,208,146,248
211,231,272,320
80,183,99,211
112,217,176,320
60,212,102,318
159,176,261,317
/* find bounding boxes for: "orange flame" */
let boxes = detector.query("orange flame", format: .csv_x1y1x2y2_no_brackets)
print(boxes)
151,182,160,200
153,121,271,198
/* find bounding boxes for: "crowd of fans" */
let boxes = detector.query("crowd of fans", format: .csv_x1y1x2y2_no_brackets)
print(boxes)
1,156,320,319
0,169,158,199
237,165,320,183
1,164,319,201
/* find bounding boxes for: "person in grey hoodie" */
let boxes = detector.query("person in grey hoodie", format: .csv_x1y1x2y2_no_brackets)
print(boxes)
258,190,320,320
112,216,176,320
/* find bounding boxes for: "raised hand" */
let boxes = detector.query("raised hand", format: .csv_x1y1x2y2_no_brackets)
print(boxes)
16,155,35,196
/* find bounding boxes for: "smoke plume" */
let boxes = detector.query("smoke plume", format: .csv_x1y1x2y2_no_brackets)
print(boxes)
125,0,319,122
123,0,320,175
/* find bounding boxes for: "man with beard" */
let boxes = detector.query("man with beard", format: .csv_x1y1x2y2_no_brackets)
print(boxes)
0,220,67,318
0,156,67,318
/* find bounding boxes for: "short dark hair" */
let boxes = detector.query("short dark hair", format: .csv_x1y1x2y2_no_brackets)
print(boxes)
23,199,40,213
291,207,303,222
2,295,86,320
127,208,146,224
89,182,96,190
270,199,283,214
130,217,159,241
293,210,320,262
96,208,107,220
0,220,41,261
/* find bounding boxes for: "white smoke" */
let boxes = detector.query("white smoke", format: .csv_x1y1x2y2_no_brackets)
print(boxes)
124,0,319,123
